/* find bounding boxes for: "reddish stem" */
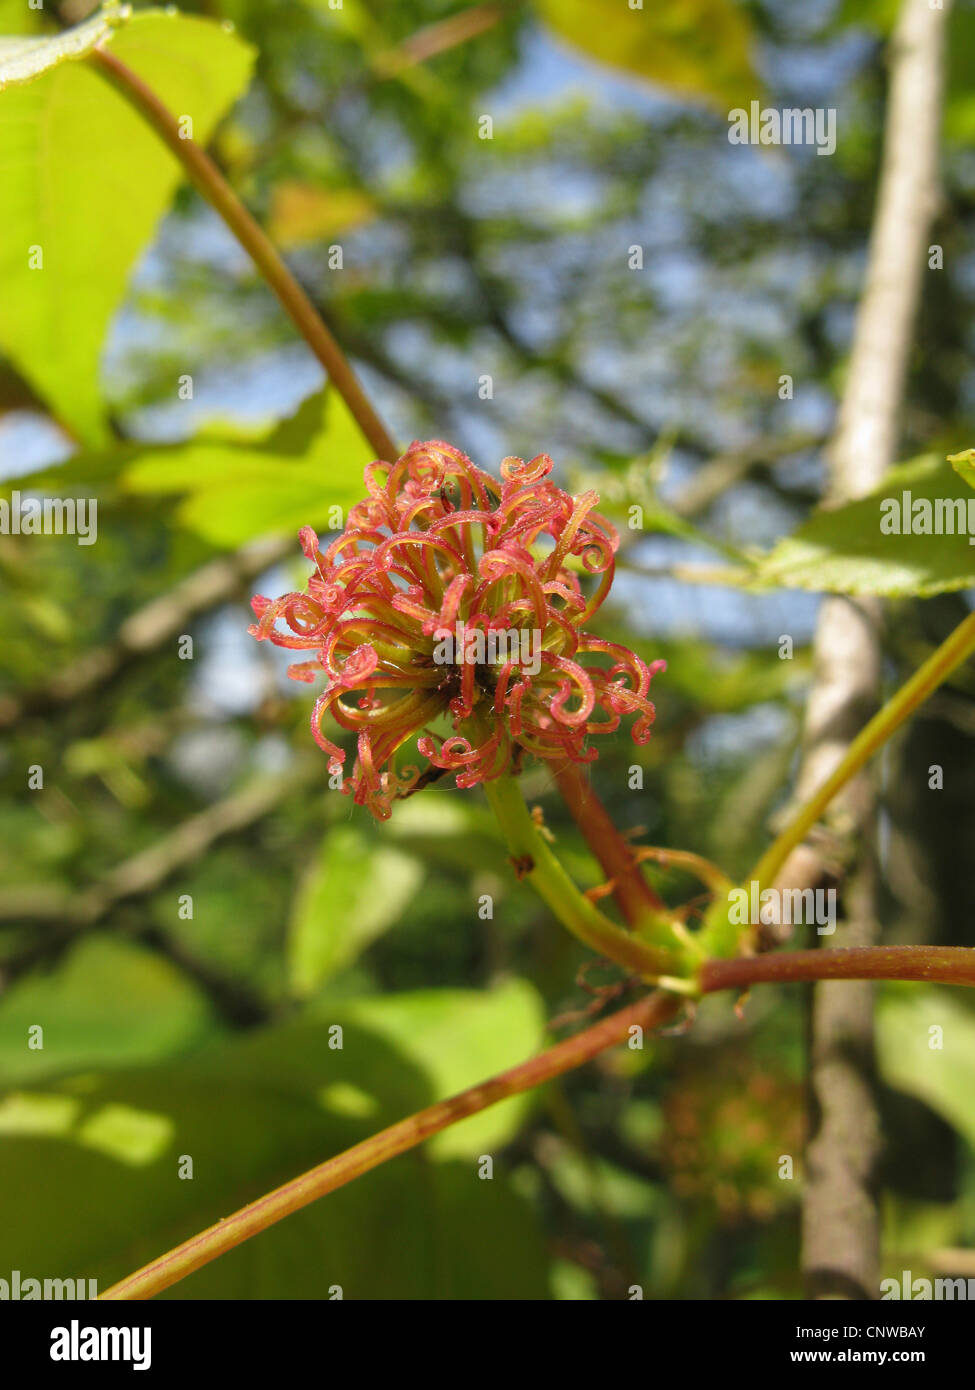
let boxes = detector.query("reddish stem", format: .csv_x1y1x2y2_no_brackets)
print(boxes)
552,761,665,921
699,946,975,995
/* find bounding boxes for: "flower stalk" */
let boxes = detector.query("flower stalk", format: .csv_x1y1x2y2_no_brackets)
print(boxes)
482,775,686,980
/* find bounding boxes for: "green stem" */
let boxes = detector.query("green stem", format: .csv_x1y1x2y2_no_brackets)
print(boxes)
88,46,398,462
749,611,975,892
482,775,685,981
699,946,975,995
101,988,682,1299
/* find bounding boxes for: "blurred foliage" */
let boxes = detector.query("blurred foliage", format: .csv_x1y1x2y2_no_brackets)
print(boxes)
121,388,374,544
756,455,975,596
1,0,975,1300
536,0,759,109
659,1044,803,1225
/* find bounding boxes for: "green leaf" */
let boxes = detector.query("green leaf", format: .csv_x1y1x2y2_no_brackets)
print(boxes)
884,1196,961,1263
833,0,899,35
0,0,46,40
288,826,424,995
0,1014,550,1297
122,389,373,545
753,455,975,597
542,1141,659,1218
534,0,758,110
328,979,547,1158
0,935,219,1088
0,6,123,88
0,7,255,444
945,11,975,144
383,787,512,876
949,448,975,491
878,986,975,1149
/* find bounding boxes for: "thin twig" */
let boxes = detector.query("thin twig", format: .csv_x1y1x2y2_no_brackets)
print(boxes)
700,946,975,994
88,46,398,462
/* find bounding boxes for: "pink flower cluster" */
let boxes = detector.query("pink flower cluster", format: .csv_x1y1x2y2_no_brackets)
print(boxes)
249,441,664,819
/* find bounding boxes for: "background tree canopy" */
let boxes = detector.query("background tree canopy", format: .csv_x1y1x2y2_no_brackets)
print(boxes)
1,0,974,1299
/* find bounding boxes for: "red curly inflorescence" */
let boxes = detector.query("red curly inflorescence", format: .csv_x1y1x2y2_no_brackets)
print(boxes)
249,441,664,819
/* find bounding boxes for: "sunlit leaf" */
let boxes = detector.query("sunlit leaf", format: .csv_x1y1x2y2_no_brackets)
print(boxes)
0,1015,550,1297
878,986,975,1150
268,181,377,249
0,936,218,1087
949,447,975,491
0,0,46,40
833,0,899,34
327,979,547,1158
534,0,758,109
944,10,975,144
0,6,122,89
753,456,975,597
288,825,424,995
0,7,255,443
121,389,374,545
